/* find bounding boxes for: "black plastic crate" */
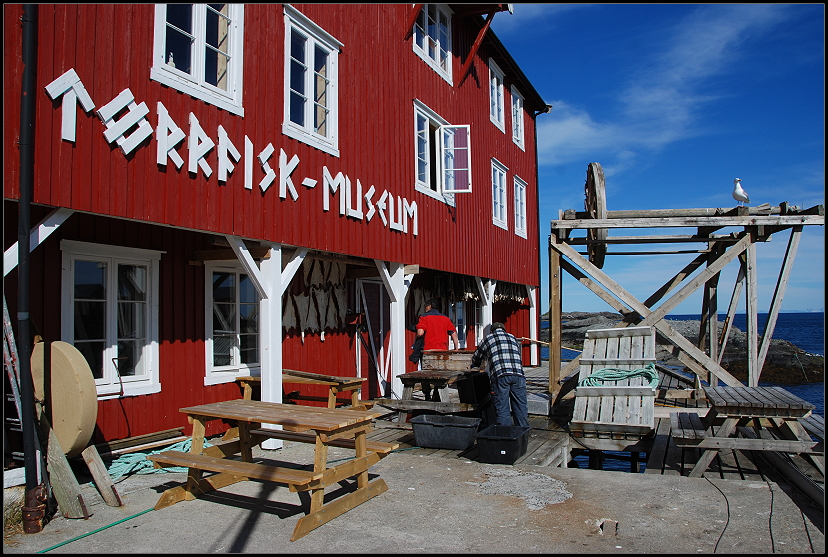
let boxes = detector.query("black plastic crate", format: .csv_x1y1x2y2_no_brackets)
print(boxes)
410,414,482,449
454,372,491,404
475,425,531,464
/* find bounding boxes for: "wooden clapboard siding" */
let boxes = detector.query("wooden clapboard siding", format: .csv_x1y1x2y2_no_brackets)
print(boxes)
6,4,539,288
4,4,544,441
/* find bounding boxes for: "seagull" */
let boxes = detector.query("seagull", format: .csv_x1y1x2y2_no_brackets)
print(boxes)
732,178,750,206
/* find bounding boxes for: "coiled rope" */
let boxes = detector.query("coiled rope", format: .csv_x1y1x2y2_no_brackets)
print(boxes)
105,437,213,482
577,362,659,389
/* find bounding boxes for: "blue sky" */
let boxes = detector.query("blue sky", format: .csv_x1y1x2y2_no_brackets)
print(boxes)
490,4,825,315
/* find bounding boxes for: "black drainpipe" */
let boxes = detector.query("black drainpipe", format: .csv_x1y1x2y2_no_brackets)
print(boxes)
18,3,45,533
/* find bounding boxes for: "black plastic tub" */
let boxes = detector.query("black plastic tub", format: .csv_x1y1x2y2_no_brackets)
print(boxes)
410,414,482,449
475,425,531,464
454,372,491,404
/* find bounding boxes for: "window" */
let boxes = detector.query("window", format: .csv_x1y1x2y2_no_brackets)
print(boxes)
412,4,453,84
448,301,467,348
282,5,342,157
514,175,527,238
491,159,508,229
205,263,260,384
414,100,472,202
489,59,505,131
61,241,162,399
511,85,525,150
151,4,245,116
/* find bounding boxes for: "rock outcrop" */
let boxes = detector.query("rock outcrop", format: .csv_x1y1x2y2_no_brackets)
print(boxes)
540,311,824,384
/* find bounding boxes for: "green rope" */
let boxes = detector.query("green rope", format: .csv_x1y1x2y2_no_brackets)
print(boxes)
104,437,213,482
577,362,659,389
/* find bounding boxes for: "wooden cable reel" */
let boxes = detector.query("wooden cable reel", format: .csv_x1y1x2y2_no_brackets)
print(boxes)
31,341,98,458
584,162,608,268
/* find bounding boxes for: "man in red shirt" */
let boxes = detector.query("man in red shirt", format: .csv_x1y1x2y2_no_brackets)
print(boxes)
415,298,460,401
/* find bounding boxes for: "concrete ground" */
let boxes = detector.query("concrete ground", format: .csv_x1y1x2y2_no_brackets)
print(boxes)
4,440,824,554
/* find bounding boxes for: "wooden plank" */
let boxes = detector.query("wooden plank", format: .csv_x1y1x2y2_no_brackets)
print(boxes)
81,445,123,507
291,478,388,541
585,326,654,339
550,214,825,229
37,409,88,519
148,451,321,485
577,358,655,367
373,398,477,413
250,428,398,454
574,386,656,397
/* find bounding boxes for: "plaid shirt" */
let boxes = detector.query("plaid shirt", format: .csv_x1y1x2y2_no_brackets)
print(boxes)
470,328,524,378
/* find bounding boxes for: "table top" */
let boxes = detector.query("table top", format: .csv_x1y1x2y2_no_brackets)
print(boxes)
237,370,366,385
703,386,815,418
396,369,474,381
179,399,378,432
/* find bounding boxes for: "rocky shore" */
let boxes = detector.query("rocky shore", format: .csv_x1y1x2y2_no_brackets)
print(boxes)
541,311,824,385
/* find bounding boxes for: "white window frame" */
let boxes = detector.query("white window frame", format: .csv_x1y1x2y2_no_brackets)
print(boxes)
61,240,162,399
282,4,343,157
412,4,453,85
514,175,528,238
491,158,508,230
204,261,261,386
489,58,505,132
414,100,474,204
151,4,245,116
448,301,468,348
511,85,525,150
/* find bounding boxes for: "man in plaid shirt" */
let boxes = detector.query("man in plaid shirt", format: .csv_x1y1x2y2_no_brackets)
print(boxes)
470,322,529,427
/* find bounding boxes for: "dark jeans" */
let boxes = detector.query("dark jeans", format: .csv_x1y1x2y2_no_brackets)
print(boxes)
491,373,529,427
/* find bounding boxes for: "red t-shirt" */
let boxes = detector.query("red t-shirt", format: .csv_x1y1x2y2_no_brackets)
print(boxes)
416,311,456,350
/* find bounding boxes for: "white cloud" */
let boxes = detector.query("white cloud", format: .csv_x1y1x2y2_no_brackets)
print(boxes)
534,5,797,171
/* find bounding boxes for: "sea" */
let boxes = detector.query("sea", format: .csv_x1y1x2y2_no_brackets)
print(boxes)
543,312,824,471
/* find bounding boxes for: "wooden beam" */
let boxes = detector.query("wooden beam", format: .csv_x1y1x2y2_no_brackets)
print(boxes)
757,226,802,374
549,232,562,393
745,231,759,386
552,213,824,230
550,238,745,386
402,4,424,41
566,234,741,245
458,9,497,85
191,247,270,261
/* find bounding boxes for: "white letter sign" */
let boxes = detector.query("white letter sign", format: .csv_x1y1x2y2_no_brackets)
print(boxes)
45,69,95,142
97,89,153,155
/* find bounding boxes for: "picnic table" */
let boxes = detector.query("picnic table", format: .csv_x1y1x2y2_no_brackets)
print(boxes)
148,399,397,541
670,385,821,477
374,369,481,423
236,369,367,408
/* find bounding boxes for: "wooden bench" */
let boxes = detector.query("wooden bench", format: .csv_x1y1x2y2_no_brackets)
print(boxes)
669,412,709,444
250,428,398,455
800,413,824,443
148,451,322,486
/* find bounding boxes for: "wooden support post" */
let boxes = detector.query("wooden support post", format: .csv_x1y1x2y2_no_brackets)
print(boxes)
744,229,759,386
81,445,123,507
757,226,802,372
549,232,562,394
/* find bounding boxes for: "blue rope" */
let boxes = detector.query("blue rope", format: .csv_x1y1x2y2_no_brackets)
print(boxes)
577,362,659,389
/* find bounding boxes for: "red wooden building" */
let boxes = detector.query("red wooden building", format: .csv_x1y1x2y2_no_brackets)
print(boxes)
4,4,548,448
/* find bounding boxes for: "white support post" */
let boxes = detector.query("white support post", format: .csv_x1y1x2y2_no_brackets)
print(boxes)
475,277,496,335
375,259,408,398
258,242,283,450
4,207,74,276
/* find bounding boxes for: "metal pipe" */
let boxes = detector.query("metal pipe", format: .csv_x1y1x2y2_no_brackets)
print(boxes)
18,3,42,523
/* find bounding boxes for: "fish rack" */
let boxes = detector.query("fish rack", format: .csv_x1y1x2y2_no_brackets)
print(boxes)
547,162,825,393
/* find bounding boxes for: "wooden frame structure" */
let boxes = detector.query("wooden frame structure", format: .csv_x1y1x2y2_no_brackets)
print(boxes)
548,164,825,393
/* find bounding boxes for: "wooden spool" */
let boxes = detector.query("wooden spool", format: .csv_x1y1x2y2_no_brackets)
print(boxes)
584,162,608,268
31,341,98,459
